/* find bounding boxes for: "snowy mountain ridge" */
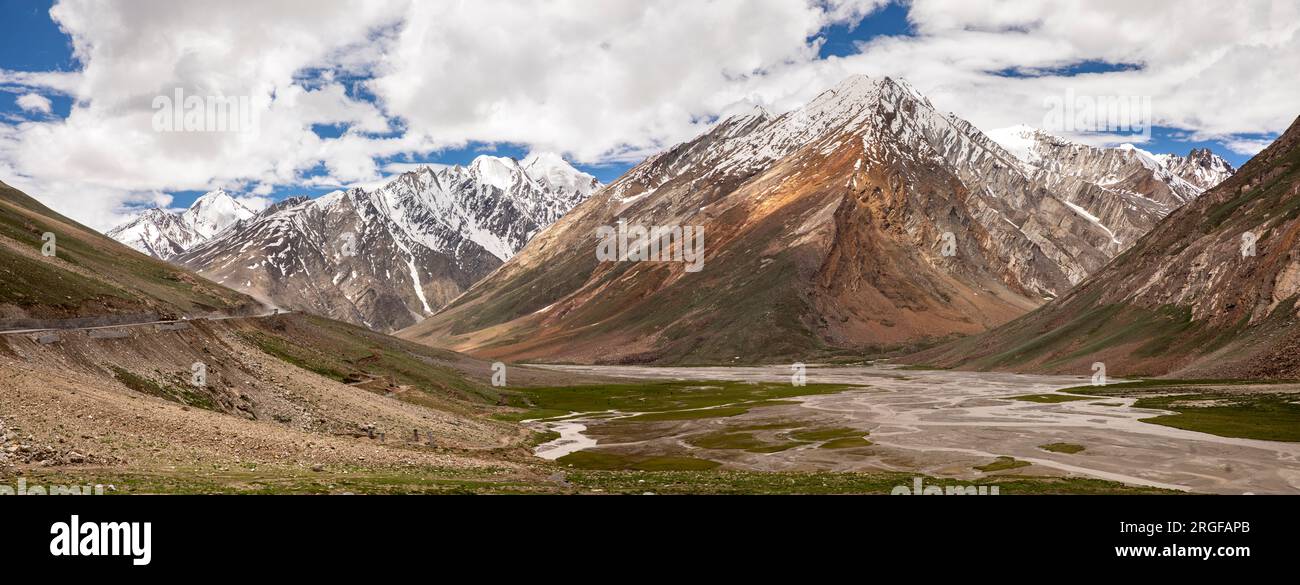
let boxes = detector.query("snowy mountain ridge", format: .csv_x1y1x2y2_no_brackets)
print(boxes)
164,152,601,332
107,189,256,259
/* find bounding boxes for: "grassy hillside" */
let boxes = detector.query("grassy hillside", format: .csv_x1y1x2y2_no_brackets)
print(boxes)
0,180,259,323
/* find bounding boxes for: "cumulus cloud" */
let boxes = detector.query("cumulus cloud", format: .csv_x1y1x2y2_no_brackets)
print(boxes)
15,93,52,114
367,0,870,162
1223,138,1275,156
232,194,273,212
835,0,1300,138
0,0,1296,231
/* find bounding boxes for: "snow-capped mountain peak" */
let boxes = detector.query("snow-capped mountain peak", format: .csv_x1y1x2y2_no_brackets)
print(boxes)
1166,147,1237,190
521,151,600,199
106,207,203,259
107,189,259,259
984,125,1063,165
467,156,525,191
163,153,602,332
182,189,257,239
986,127,1236,204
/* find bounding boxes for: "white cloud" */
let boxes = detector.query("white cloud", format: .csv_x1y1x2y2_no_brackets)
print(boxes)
233,194,273,212
15,93,53,114
1223,138,1274,156
367,0,865,162
381,162,450,176
0,0,1296,232
829,0,1300,139
0,70,80,94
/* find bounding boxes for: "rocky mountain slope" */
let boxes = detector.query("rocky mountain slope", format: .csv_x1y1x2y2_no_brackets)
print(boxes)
985,126,1233,249
1161,147,1238,190
0,180,260,329
401,75,1221,365
907,115,1300,378
0,179,587,491
107,189,256,259
172,154,599,333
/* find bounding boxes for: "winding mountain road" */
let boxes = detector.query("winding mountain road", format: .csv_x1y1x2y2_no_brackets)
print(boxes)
0,309,292,337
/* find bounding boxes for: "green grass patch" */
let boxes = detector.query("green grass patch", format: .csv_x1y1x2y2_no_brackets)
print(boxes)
1063,379,1268,395
819,437,873,449
527,431,562,447
1132,393,1300,442
974,457,1031,473
731,422,802,431
687,431,770,450
1039,443,1086,454
0,250,132,307
789,427,866,441
244,332,351,382
556,451,721,471
685,431,806,453
491,409,571,423
1059,379,1300,442
504,380,860,421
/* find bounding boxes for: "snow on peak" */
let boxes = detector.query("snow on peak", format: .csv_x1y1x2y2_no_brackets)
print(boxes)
985,125,1072,164
983,124,1234,202
747,104,774,119
107,189,258,258
522,151,600,198
183,189,256,239
986,126,1044,164
468,155,524,191
1116,143,1169,173
1166,148,1237,190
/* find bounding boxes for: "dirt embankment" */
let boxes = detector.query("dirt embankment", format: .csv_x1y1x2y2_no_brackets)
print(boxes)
0,316,538,481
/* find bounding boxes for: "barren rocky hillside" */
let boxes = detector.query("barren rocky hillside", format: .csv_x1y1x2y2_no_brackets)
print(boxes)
402,76,1217,365
908,115,1300,378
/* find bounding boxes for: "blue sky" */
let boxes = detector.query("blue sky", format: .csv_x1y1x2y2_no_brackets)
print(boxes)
0,0,1282,215
0,0,74,119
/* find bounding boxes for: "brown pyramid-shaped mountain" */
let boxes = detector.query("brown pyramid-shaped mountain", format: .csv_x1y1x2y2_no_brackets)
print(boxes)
909,115,1300,378
401,76,1198,364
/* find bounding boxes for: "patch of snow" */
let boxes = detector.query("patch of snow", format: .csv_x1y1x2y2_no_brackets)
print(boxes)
1064,200,1122,245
